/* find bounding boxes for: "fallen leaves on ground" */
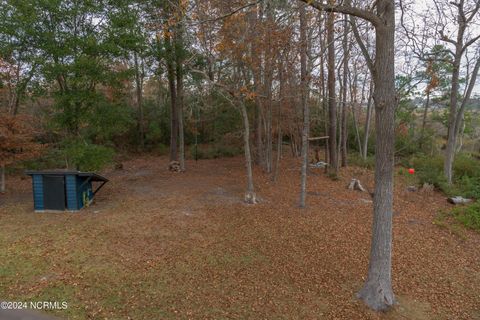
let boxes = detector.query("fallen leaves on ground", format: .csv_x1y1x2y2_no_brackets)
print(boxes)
0,155,479,319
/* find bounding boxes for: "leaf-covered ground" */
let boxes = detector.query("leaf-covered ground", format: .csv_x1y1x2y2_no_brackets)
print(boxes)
0,156,479,319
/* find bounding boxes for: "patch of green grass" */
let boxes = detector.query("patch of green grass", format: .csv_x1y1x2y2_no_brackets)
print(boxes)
0,243,49,285
434,204,480,237
433,211,467,240
451,203,480,231
35,284,85,319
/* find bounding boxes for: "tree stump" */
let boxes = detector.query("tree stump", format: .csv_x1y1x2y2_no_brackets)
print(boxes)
168,161,181,172
348,179,366,192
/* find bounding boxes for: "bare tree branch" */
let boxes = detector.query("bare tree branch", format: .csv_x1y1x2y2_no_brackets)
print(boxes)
461,33,480,53
349,16,375,75
299,0,382,27
194,0,263,24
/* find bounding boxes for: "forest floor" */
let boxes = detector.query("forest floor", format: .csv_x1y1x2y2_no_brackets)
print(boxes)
0,155,479,320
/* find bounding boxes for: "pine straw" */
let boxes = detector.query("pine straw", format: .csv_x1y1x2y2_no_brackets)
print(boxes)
0,155,479,319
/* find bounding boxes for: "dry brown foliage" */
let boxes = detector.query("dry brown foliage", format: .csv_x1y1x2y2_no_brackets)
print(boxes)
0,113,43,166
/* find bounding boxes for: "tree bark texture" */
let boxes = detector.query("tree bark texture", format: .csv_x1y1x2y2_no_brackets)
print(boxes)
356,0,396,310
165,32,178,162
299,2,309,208
327,5,338,176
239,101,256,204
175,9,186,171
0,164,5,193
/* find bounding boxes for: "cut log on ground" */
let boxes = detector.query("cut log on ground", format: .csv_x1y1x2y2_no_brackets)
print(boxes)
309,161,328,168
447,196,472,205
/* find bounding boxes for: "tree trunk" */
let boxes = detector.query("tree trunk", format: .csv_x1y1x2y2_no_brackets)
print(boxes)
318,15,329,166
362,80,373,159
264,1,274,173
176,65,185,171
456,119,465,153
453,57,480,153
165,33,178,162
239,101,256,204
299,2,309,208
444,56,461,184
356,1,396,310
134,51,145,149
250,4,264,166
12,94,20,116
327,5,338,176
0,164,5,193
273,119,282,182
255,99,264,165
175,10,185,171
350,71,363,156
443,7,466,184
419,90,430,148
337,68,343,168
340,15,349,167
273,61,285,182
301,0,397,311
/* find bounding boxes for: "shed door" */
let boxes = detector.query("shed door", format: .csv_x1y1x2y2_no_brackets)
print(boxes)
43,175,66,211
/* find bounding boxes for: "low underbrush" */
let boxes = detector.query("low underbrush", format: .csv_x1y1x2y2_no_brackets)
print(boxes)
405,153,480,232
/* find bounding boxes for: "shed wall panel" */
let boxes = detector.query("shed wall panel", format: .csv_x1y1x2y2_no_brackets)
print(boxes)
32,175,44,210
65,175,78,211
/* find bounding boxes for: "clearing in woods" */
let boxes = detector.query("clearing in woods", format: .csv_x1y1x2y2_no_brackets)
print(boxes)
0,155,479,319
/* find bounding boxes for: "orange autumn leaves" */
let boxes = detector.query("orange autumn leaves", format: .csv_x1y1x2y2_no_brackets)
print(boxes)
0,114,43,166
214,4,292,99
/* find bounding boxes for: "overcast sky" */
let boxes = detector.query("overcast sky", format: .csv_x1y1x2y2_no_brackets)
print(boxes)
396,0,480,97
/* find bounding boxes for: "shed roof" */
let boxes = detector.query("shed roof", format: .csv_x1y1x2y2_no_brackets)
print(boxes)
25,170,108,182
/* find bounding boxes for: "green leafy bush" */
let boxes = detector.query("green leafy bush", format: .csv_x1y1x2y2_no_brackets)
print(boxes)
453,153,480,178
395,133,420,158
454,176,480,199
347,125,375,157
408,155,447,188
451,203,480,231
150,143,169,156
22,148,66,171
61,140,115,171
348,154,375,169
407,153,480,198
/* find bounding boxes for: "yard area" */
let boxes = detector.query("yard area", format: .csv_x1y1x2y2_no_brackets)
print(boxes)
0,155,479,319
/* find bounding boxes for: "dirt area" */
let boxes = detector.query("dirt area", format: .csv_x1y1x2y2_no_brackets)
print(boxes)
0,155,479,319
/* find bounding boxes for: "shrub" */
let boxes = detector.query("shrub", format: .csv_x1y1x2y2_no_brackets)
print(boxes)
453,153,480,178
407,153,480,198
395,132,419,158
451,203,480,231
454,175,480,199
348,154,375,169
347,125,375,157
61,140,115,171
151,143,169,156
408,155,447,188
416,128,437,155
190,144,242,160
22,148,66,171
